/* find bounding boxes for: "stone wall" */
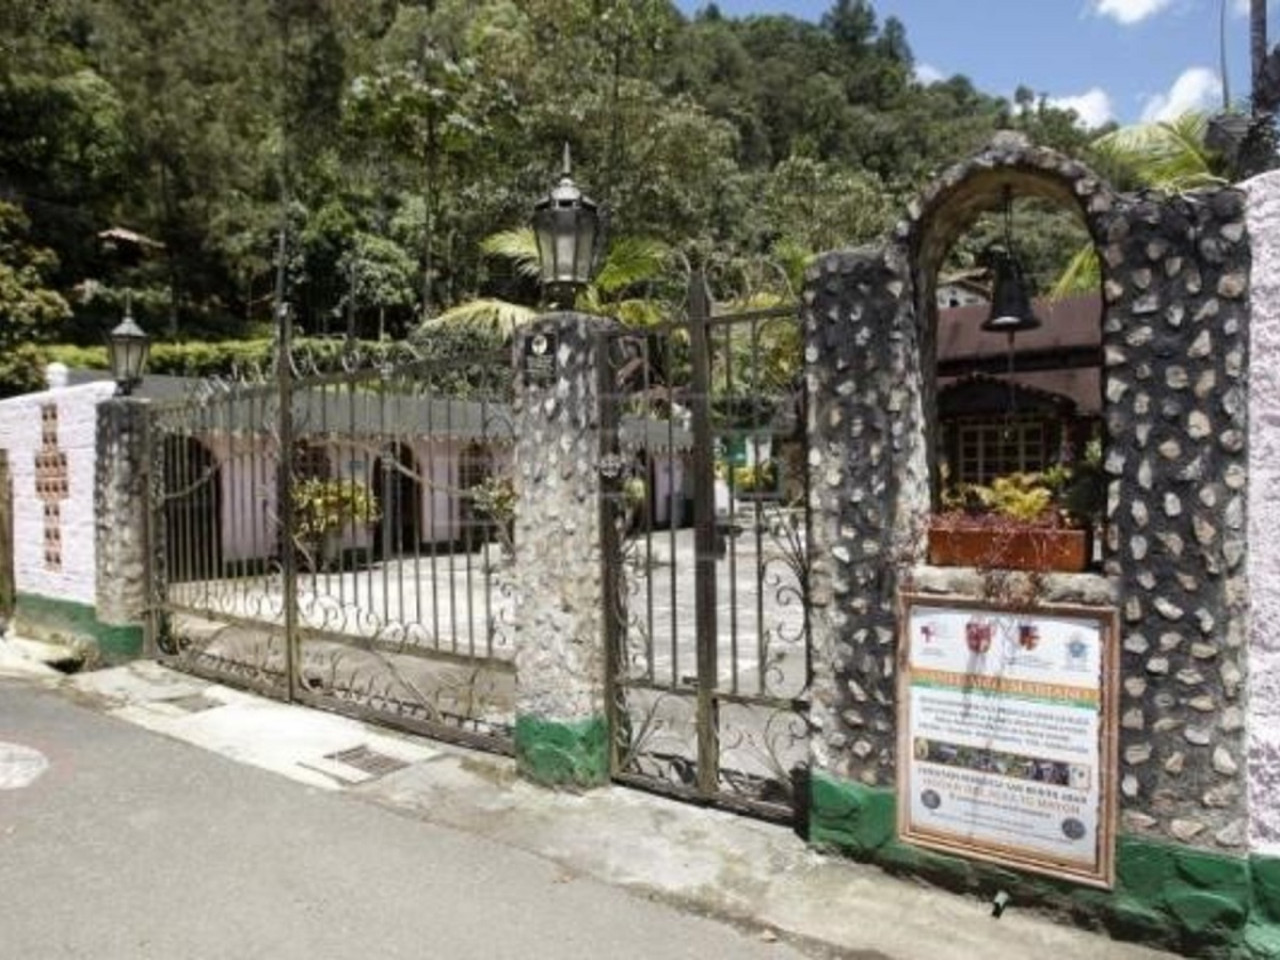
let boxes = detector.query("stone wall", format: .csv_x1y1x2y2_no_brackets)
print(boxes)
1244,169,1280,855
510,312,616,787
802,136,1270,956
805,134,1251,848
804,244,928,785
1098,185,1251,850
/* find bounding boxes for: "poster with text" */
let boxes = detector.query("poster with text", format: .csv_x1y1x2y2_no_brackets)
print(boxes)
897,596,1117,887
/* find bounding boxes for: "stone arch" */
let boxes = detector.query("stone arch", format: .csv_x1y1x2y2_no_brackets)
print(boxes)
891,132,1116,508
899,133,1116,315
802,129,1253,869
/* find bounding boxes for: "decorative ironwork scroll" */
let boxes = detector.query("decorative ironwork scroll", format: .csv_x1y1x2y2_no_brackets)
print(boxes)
148,336,517,754
601,278,812,821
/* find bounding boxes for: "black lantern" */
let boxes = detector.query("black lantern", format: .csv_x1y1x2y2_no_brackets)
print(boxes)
981,187,1041,336
106,295,150,396
532,143,604,303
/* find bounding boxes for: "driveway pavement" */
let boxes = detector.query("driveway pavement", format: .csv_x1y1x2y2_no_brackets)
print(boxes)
0,675,813,960
0,656,1179,960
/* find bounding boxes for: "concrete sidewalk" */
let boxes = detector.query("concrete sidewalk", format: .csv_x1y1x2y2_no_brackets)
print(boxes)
16,648,1177,960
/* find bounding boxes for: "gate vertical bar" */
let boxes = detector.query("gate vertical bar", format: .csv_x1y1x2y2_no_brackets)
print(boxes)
139,409,157,657
598,330,624,776
275,305,298,702
688,270,719,799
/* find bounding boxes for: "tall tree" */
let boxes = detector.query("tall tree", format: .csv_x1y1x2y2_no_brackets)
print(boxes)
0,201,72,395
1253,0,1268,115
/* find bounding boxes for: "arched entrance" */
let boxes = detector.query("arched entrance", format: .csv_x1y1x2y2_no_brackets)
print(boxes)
162,434,221,583
899,136,1115,516
372,442,421,558
802,130,1253,906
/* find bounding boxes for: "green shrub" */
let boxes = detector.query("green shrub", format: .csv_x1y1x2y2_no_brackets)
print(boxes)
733,459,778,494
293,478,380,542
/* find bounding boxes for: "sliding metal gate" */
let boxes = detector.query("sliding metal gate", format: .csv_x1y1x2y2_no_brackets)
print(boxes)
148,336,516,753
600,276,812,820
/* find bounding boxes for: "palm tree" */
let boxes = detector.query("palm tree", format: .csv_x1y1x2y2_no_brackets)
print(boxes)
1051,112,1227,298
415,229,674,340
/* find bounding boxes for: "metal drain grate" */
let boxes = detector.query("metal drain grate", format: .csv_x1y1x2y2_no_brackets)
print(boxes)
323,745,410,778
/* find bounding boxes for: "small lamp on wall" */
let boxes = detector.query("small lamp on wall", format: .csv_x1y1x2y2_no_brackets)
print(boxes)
106,294,151,397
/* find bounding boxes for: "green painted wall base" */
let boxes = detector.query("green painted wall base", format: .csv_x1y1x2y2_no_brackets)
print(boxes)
14,592,143,663
514,714,609,790
809,770,1280,959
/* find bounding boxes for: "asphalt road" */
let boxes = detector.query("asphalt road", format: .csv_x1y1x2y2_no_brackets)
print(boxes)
0,679,812,960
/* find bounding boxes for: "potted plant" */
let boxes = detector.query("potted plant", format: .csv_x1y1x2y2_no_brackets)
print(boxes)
467,474,517,558
929,458,1103,573
732,459,781,502
293,477,381,571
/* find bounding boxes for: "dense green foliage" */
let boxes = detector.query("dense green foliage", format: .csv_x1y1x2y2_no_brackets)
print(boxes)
0,202,73,396
2,0,1105,378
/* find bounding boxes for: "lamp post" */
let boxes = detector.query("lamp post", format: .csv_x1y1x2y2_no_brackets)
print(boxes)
531,143,605,307
106,295,151,396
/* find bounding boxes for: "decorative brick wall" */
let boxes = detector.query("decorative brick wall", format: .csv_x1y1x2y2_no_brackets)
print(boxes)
0,382,114,610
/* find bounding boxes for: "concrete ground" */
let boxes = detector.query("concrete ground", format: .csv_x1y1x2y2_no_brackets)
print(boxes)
0,644,1180,960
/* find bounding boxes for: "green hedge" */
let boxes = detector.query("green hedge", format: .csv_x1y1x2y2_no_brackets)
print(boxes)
47,339,275,377
46,327,508,382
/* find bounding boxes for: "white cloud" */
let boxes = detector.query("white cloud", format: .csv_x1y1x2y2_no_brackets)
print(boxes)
1139,66,1224,121
1047,88,1116,128
1090,0,1175,24
914,62,944,86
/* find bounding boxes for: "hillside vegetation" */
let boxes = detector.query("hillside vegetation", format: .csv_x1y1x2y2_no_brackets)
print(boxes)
0,0,1105,390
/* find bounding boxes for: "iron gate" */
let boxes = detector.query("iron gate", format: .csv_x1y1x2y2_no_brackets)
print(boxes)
148,334,517,754
600,275,812,820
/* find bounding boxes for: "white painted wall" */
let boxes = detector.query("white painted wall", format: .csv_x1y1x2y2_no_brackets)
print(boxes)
209,435,511,562
0,382,115,606
651,454,688,527
1245,170,1280,855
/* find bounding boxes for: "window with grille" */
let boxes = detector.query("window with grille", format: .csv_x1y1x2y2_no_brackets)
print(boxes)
954,418,1050,485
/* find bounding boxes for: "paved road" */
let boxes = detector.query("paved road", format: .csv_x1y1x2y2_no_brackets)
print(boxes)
0,679,812,960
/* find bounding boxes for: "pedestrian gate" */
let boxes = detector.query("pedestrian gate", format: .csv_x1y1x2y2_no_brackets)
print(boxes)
599,278,812,820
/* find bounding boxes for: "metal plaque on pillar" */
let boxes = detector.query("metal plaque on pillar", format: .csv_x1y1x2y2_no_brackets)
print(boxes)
523,331,558,386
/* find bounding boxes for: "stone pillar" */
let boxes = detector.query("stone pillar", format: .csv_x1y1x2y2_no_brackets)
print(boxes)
1245,170,1280,859
511,312,617,788
1098,187,1251,851
803,246,930,848
93,397,151,660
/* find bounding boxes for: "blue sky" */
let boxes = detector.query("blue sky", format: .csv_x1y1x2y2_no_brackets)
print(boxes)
673,0,1277,126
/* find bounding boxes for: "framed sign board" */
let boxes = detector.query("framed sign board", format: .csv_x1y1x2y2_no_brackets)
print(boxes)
897,594,1119,888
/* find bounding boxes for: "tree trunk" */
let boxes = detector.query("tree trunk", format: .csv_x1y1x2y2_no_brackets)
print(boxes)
1253,0,1268,114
